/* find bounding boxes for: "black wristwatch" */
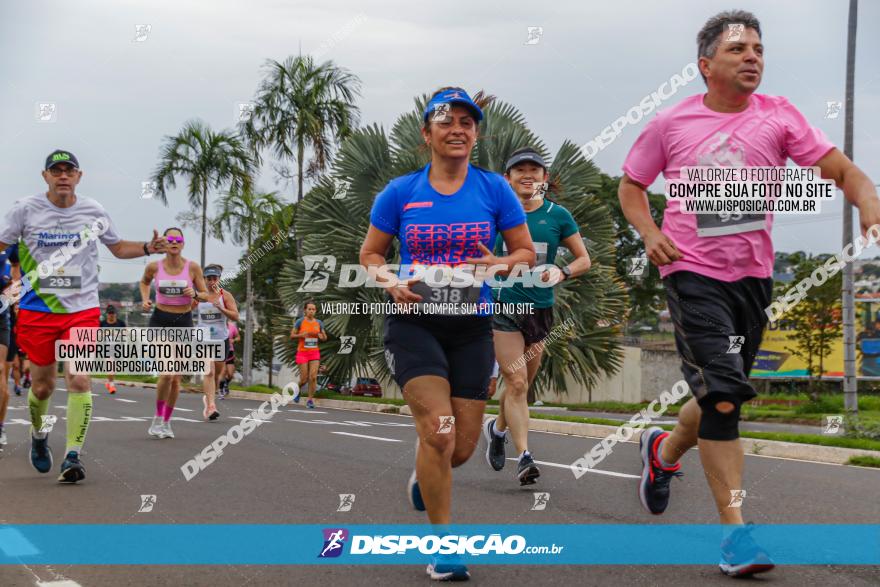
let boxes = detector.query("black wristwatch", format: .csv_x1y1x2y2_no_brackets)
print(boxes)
561,266,572,281
142,242,150,256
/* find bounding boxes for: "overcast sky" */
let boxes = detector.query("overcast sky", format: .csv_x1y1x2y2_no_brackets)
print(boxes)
2,0,878,282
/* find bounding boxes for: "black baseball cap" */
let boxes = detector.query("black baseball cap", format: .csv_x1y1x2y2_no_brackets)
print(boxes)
45,150,80,170
505,149,547,172
106,305,117,314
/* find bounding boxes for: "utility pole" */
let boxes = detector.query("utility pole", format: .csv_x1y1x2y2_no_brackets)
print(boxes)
841,0,859,413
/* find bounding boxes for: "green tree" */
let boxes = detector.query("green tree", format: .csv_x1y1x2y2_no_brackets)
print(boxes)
240,56,361,202
224,204,298,387
277,92,628,398
151,120,255,266
777,254,843,397
212,190,287,385
593,173,666,330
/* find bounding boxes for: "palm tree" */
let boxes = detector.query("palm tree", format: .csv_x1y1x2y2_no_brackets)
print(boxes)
212,189,287,385
240,56,361,202
276,93,628,398
151,120,255,266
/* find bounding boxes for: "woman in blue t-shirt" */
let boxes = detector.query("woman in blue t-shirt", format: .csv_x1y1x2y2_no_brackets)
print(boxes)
360,87,535,581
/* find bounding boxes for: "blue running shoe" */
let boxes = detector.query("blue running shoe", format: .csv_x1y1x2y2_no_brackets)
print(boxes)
426,554,469,581
30,433,53,474
407,469,426,511
306,399,314,409
58,451,86,484
719,523,775,577
483,418,507,471
516,451,540,486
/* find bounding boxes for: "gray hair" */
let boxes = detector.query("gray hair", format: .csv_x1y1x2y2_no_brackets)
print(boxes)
696,10,762,83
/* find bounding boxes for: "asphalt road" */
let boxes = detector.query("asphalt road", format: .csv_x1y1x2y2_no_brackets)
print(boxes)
529,406,828,436
1,379,878,586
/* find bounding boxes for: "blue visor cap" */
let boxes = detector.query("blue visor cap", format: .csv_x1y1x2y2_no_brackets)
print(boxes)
423,89,483,123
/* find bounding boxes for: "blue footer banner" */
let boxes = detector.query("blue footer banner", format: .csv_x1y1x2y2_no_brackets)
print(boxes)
0,524,878,565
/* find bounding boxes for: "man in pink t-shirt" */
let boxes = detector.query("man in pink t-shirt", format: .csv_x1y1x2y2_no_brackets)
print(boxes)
619,9,880,578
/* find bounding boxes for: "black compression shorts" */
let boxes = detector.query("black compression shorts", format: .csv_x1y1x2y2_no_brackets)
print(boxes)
383,314,494,400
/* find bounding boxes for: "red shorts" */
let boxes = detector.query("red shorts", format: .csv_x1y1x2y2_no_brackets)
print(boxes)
16,308,101,366
295,349,321,364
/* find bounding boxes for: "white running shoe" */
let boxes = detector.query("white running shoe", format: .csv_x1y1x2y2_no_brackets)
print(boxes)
148,416,163,437
0,429,7,447
158,420,175,439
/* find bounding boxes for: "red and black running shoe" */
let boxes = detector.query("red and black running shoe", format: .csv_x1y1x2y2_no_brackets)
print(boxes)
638,426,682,515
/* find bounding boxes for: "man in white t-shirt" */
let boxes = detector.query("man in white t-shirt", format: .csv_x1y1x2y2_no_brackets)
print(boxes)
0,149,166,483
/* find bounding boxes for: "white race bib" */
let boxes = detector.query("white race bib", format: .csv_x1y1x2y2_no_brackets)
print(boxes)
38,266,82,295
503,241,548,264
158,279,188,298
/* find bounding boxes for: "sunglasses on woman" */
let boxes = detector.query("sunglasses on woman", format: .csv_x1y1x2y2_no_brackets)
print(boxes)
166,236,184,244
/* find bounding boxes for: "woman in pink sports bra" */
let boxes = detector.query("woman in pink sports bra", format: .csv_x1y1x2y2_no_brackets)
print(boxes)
139,227,207,439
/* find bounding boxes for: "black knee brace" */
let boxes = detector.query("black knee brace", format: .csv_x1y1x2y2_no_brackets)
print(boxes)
697,393,742,440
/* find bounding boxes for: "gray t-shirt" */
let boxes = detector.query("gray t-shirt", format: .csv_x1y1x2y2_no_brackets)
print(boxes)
0,193,121,313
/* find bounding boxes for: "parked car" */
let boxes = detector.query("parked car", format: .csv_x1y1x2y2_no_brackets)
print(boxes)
347,376,382,398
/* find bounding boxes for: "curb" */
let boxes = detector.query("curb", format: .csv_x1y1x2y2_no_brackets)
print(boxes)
115,381,879,466
520,416,880,466
113,380,202,393
226,390,402,414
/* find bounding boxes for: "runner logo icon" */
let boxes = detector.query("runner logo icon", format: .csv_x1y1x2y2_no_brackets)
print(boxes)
138,495,157,513
727,336,744,354
628,257,648,277
432,103,451,122
437,416,455,434
338,336,356,355
319,528,349,558
39,415,57,434
728,490,747,508
337,494,355,512
298,255,336,292
824,415,844,435
531,492,550,511
725,23,744,41
825,101,842,120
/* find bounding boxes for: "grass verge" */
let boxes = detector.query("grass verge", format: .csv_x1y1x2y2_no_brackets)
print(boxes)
846,455,880,468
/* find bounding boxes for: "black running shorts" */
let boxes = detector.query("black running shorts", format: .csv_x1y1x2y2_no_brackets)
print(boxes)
0,310,9,350
492,306,554,346
663,270,772,404
383,314,494,400
149,308,194,328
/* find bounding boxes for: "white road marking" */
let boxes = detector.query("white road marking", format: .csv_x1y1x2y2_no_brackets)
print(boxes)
114,398,137,403
37,581,83,586
244,408,328,414
508,458,640,480
331,431,402,443
173,408,193,412
286,419,412,428
228,416,272,423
